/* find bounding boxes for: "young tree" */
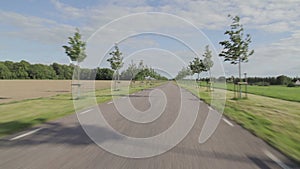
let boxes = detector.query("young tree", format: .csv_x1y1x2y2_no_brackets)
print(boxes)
189,57,206,81
203,45,214,88
62,28,87,80
219,15,254,98
62,28,86,98
120,60,140,87
175,67,192,80
107,43,123,90
62,28,87,64
127,60,138,81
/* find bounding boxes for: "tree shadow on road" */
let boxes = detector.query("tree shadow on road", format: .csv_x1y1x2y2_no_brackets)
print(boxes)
0,118,47,137
0,121,123,147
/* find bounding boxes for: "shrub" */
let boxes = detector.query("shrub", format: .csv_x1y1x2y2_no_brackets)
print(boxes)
255,82,270,86
287,83,295,87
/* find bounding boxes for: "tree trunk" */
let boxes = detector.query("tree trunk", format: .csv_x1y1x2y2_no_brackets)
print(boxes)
197,73,200,88
116,69,119,90
114,71,117,91
209,70,213,91
238,58,242,98
77,62,81,98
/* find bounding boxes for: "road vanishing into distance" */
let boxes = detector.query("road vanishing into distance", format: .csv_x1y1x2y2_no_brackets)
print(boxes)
0,83,298,169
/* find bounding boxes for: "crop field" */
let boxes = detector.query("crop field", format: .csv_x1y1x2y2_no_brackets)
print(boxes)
0,80,115,104
200,82,300,102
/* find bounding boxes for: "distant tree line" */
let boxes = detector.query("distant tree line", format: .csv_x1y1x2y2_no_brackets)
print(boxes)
0,60,109,80
199,75,298,86
246,75,298,86
0,60,167,80
0,60,69,79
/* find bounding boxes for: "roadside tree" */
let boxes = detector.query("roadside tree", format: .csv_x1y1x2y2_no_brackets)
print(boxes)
107,43,123,90
219,15,254,98
189,57,206,81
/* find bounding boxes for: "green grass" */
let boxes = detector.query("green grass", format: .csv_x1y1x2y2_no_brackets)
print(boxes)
0,81,166,138
200,82,300,102
180,82,300,163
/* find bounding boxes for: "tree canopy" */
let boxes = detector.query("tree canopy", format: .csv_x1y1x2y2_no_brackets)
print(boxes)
62,28,87,63
107,44,123,71
119,60,167,80
189,57,206,80
175,67,192,80
202,45,214,71
219,15,254,65
219,15,254,98
0,60,116,80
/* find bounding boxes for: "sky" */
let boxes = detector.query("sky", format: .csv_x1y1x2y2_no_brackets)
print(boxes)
0,0,299,78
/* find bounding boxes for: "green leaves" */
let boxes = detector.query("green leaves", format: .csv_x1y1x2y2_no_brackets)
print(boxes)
107,44,124,71
96,68,114,80
203,45,214,71
189,57,206,80
0,62,12,79
175,67,192,80
189,57,206,74
188,45,214,80
62,28,87,63
219,15,254,65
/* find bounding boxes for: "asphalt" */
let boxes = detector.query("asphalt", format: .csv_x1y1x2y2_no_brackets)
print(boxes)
0,82,298,169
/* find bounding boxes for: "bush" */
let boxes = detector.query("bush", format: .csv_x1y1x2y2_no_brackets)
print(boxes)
287,83,295,87
255,82,270,86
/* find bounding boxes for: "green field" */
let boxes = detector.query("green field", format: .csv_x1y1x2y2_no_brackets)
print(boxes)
200,82,300,102
180,82,300,163
0,81,165,138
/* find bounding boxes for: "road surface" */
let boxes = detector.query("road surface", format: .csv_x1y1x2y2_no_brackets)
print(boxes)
0,82,298,169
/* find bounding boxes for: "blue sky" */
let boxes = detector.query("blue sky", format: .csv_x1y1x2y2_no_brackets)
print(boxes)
0,0,299,77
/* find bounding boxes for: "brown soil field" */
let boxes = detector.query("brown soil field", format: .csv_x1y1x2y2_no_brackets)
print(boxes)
0,80,117,104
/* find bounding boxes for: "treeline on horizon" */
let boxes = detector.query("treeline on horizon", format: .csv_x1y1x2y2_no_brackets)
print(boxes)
0,60,167,80
199,75,299,86
0,60,298,85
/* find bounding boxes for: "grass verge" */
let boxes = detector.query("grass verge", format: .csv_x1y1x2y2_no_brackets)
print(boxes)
0,81,166,138
200,82,300,102
179,82,300,163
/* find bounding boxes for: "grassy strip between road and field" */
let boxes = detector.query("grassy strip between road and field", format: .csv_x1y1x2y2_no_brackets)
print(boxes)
199,82,300,102
179,82,300,163
0,81,166,138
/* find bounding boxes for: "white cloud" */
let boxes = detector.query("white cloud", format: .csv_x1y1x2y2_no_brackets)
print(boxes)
234,0,300,32
0,10,75,44
4,0,294,36
50,0,86,19
241,31,300,77
0,0,299,76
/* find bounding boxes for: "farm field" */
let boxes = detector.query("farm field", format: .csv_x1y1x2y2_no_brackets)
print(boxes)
0,80,116,104
0,80,165,138
200,82,300,102
180,82,300,163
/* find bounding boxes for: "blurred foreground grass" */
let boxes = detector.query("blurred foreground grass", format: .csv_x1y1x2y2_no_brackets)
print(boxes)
179,81,300,163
